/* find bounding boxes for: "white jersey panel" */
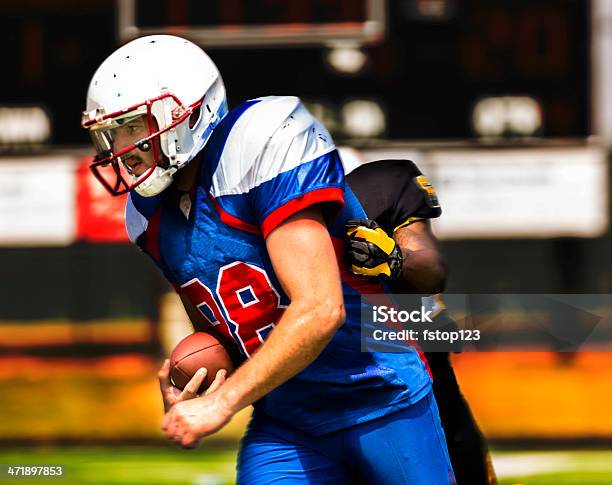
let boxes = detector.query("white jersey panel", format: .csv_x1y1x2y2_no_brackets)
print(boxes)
210,96,336,197
125,194,149,243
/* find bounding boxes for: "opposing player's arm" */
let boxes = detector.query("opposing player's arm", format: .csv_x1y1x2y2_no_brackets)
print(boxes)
392,220,446,294
213,207,345,413
346,160,445,294
346,217,446,294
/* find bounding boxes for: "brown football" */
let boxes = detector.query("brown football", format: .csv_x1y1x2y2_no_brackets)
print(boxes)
169,332,235,394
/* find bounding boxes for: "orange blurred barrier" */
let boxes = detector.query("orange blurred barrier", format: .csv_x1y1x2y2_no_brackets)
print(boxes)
452,352,612,439
1,352,610,442
0,354,249,442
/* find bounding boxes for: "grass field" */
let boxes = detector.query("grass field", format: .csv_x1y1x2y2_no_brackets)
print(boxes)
0,447,237,485
1,447,612,484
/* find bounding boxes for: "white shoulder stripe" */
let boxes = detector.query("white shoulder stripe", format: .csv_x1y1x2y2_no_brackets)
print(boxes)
125,194,148,243
211,96,335,197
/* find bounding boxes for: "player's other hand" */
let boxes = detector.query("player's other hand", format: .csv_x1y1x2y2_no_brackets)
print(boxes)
345,219,403,280
161,391,234,449
157,359,228,412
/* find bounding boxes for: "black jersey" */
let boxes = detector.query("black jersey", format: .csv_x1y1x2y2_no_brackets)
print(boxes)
346,159,441,235
347,159,495,484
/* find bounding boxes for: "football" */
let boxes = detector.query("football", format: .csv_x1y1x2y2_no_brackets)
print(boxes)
169,332,235,394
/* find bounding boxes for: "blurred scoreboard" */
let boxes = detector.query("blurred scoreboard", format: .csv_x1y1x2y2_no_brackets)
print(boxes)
0,0,590,145
122,0,385,46
356,141,608,239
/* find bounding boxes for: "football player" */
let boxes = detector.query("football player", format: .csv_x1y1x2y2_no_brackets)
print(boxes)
345,159,498,485
82,35,455,484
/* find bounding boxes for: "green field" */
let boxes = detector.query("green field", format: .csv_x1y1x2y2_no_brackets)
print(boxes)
0,447,237,485
1,447,612,484
493,450,612,485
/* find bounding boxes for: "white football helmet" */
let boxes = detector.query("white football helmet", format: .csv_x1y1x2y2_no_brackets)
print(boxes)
82,35,228,196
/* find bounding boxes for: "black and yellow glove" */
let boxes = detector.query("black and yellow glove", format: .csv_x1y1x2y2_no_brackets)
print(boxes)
345,219,403,280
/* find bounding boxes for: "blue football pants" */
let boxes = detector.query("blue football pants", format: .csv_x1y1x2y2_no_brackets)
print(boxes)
237,390,456,484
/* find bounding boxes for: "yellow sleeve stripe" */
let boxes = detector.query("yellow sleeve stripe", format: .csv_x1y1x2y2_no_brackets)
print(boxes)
351,262,392,278
393,217,424,234
347,227,396,255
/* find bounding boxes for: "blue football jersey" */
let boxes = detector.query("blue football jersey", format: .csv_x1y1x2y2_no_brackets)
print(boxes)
125,96,432,435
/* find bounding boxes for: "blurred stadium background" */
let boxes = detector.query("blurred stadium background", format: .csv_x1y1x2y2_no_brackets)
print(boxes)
1,0,612,483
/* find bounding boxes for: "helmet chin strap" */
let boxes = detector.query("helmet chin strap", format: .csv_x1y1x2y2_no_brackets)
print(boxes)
133,165,178,197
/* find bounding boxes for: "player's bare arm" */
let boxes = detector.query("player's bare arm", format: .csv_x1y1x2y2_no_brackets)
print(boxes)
162,207,345,447
392,220,446,293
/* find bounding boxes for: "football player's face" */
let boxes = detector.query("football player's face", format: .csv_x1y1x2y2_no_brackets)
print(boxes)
113,116,156,177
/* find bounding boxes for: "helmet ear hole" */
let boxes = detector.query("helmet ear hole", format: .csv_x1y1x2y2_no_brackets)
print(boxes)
189,106,201,129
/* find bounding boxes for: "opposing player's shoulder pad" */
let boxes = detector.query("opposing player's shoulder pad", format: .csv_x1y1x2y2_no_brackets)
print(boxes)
349,159,422,181
211,96,336,197
346,159,441,234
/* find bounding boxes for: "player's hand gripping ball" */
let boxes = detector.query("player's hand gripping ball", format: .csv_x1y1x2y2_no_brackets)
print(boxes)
345,219,403,281
170,332,234,395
